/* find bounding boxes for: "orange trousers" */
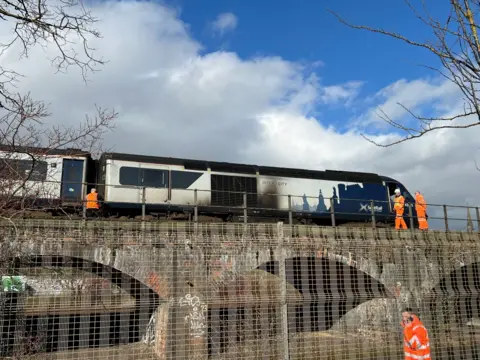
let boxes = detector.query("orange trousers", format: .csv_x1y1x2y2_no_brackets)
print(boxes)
416,210,428,230
395,213,408,230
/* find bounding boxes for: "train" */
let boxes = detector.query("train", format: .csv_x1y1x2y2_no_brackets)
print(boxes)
0,146,418,226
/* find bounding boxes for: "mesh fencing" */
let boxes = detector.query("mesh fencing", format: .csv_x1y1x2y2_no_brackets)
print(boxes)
0,220,478,359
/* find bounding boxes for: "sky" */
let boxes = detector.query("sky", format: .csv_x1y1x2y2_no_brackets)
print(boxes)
0,0,478,229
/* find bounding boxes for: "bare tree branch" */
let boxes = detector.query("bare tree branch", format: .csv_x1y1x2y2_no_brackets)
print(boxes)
0,0,118,218
328,0,480,147
0,0,117,350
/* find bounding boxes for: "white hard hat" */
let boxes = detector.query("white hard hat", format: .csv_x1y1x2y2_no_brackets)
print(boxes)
394,189,401,195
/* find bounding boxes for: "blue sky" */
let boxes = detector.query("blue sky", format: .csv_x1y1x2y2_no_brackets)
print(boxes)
173,0,439,87
164,0,449,131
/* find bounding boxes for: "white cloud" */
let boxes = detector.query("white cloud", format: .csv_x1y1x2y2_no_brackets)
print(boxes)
321,81,363,105
357,77,460,129
0,0,478,230
211,12,238,35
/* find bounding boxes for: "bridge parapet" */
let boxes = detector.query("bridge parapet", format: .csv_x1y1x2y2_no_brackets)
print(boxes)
0,220,479,359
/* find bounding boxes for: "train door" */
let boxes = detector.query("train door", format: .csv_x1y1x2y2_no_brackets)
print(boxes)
142,167,169,206
385,182,398,212
386,181,415,216
61,159,85,204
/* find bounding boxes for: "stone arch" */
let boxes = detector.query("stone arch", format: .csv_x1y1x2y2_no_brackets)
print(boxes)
257,256,394,331
207,267,303,358
7,255,161,354
206,256,393,357
429,261,480,329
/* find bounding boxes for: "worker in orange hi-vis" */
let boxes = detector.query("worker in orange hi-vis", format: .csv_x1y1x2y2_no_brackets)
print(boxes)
394,188,408,230
415,191,429,230
401,308,431,360
85,188,100,218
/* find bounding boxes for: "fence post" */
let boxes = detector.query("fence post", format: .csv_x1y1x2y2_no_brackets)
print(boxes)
467,207,474,232
277,230,290,360
82,181,87,220
443,205,449,232
167,239,180,359
193,189,198,223
141,186,146,221
476,207,480,233
193,189,198,235
330,198,336,227
243,192,248,224
288,195,293,226
408,204,414,231
370,200,376,229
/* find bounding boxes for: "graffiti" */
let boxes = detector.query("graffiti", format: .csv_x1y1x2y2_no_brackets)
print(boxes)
179,294,207,337
143,309,157,345
1,276,26,292
210,255,233,280
146,272,169,297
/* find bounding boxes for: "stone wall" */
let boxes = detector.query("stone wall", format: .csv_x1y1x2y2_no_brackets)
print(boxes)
0,220,480,359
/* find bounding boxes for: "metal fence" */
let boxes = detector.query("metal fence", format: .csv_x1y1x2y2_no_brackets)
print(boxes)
8,179,480,231
0,220,478,360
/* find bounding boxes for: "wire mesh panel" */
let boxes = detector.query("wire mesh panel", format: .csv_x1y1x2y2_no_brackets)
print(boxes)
0,221,479,360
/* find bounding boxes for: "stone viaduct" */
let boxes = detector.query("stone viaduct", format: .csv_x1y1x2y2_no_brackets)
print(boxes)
1,219,480,359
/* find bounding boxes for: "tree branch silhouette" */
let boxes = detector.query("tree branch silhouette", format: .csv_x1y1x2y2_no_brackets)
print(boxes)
329,0,480,147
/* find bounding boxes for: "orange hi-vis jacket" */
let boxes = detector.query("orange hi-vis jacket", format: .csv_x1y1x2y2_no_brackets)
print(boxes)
394,195,405,216
415,193,427,214
401,315,431,360
415,193,429,230
86,192,100,209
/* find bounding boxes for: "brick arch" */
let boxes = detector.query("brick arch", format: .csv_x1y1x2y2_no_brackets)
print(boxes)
11,255,161,344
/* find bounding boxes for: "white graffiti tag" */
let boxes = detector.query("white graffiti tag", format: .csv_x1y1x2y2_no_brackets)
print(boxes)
179,294,207,337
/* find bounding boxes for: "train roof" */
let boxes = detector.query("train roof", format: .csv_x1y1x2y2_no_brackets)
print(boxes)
101,152,390,183
0,144,91,157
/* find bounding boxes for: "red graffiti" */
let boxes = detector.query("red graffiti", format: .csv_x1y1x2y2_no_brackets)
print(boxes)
146,272,169,297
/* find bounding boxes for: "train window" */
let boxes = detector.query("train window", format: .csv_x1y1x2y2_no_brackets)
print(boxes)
119,166,169,188
387,182,399,196
171,170,202,189
119,167,142,186
387,182,413,203
0,159,48,182
143,169,168,188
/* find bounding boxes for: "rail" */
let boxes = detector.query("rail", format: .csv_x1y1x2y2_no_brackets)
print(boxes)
6,179,479,231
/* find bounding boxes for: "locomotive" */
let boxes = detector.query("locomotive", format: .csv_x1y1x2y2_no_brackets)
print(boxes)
0,146,417,226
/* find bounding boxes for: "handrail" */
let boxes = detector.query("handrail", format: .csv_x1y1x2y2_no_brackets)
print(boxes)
3,179,478,232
